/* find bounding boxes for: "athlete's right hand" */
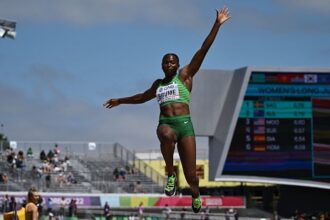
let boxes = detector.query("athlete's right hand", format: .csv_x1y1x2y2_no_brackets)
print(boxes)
103,99,120,109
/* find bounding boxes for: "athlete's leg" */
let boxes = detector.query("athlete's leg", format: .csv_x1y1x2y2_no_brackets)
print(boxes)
157,124,177,176
177,136,199,197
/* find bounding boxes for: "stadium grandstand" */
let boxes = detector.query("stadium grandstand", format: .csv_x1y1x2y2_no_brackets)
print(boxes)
0,140,279,220
0,140,328,219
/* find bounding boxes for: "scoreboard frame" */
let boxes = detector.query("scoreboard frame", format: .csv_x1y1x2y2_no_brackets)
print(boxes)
194,67,330,189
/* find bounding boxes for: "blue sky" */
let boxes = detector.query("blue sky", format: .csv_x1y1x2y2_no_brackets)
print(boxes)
1,0,330,149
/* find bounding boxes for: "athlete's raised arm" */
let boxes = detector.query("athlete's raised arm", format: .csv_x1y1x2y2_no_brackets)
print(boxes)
103,79,161,109
180,6,230,81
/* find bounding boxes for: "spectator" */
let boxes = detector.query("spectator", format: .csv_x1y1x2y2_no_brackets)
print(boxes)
41,161,51,173
53,164,62,173
113,168,119,181
58,197,66,220
21,199,27,209
319,213,326,220
1,194,10,213
6,148,15,164
9,196,16,212
31,165,42,179
225,209,230,220
66,172,77,184
54,144,61,156
37,195,43,216
60,160,68,172
52,156,59,166
45,174,51,188
16,150,25,169
40,150,47,161
7,151,17,170
131,165,136,175
119,167,126,180
47,150,54,161
134,181,144,193
47,198,53,216
203,206,210,220
138,202,144,220
125,164,131,174
11,155,17,169
57,173,66,187
27,147,34,159
103,202,112,220
1,173,9,184
68,199,77,217
234,209,239,220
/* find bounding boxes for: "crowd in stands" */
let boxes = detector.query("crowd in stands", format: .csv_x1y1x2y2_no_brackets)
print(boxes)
2,143,77,190
1,143,151,194
112,164,137,181
6,148,26,170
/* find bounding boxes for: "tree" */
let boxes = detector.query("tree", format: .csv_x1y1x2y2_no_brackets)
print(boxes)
0,133,10,152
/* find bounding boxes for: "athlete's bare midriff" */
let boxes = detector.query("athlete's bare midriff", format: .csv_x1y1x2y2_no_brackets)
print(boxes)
160,102,190,117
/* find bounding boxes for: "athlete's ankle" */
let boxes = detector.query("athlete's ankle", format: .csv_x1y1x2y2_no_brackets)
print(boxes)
191,188,200,198
192,193,200,199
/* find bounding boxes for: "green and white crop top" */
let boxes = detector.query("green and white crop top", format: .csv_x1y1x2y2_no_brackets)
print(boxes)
156,74,190,106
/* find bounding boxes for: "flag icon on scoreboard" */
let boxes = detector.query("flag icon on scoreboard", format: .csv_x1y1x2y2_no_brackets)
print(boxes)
318,75,330,84
304,74,318,83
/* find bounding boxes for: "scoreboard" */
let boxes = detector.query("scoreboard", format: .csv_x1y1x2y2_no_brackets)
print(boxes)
223,71,330,183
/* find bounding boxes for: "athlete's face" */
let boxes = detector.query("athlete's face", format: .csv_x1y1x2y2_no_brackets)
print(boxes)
162,55,179,77
30,192,39,204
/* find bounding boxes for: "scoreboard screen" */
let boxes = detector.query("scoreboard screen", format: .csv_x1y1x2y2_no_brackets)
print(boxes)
223,71,330,183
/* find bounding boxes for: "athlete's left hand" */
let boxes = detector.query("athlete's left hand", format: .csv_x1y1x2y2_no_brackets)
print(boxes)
217,6,231,25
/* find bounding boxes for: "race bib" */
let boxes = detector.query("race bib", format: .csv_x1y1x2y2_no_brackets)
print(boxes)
156,83,180,104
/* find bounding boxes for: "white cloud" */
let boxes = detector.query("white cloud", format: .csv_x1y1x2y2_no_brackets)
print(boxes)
0,80,160,149
0,0,203,27
277,0,330,14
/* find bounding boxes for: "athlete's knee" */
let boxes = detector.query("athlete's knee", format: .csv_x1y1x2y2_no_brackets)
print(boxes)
157,126,176,142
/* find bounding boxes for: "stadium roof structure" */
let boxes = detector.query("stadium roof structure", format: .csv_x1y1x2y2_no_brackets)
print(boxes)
190,67,330,189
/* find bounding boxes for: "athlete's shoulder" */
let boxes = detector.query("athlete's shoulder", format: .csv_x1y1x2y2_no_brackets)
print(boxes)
178,68,190,81
151,79,162,89
153,78,162,85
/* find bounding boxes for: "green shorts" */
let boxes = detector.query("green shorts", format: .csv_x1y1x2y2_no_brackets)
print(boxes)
158,115,195,141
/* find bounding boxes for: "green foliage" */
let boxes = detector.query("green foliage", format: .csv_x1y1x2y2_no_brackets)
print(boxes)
0,133,10,151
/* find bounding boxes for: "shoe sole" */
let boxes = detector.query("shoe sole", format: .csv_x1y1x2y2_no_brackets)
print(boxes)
192,205,201,213
164,187,176,196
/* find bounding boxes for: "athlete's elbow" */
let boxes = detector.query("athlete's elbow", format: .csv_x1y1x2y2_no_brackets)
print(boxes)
134,94,146,104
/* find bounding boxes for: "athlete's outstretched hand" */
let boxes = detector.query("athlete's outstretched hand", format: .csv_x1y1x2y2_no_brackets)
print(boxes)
216,6,231,25
103,99,120,109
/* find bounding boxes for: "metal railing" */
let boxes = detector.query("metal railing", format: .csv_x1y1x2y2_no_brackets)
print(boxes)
0,140,118,160
114,143,166,188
